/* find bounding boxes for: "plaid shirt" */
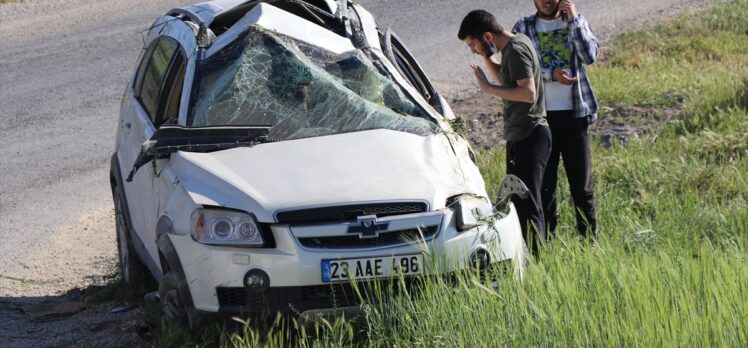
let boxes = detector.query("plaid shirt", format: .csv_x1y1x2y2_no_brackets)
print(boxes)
512,14,599,122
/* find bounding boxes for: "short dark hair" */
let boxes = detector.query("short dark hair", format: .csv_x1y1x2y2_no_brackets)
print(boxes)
457,10,505,40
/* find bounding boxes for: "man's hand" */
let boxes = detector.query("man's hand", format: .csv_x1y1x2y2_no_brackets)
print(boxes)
559,0,578,21
554,67,577,85
471,64,490,89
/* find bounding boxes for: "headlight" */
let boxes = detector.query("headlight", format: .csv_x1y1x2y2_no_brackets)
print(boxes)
450,194,494,231
190,208,265,247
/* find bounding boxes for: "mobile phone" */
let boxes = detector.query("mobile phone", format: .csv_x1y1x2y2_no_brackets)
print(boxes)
561,10,568,21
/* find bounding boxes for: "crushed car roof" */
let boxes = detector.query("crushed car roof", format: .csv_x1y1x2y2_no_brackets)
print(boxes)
152,0,450,128
171,0,339,28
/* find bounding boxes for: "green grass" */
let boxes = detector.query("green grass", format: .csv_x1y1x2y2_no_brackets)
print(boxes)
158,1,748,346
590,0,748,107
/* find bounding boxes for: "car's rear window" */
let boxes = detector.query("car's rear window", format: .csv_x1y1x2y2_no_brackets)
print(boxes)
187,25,438,141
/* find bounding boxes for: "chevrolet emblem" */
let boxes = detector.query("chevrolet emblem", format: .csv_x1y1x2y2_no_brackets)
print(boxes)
347,215,389,239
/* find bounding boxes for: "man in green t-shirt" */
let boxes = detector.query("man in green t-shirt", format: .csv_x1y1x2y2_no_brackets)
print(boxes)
458,10,551,253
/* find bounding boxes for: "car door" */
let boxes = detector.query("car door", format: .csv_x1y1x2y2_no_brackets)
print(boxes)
119,35,187,268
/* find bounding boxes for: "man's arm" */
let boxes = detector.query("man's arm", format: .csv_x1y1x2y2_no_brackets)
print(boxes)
561,0,599,65
472,64,536,103
484,77,537,103
569,16,599,64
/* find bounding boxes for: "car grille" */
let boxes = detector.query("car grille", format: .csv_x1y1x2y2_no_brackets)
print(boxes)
275,202,428,224
216,279,422,315
298,225,439,249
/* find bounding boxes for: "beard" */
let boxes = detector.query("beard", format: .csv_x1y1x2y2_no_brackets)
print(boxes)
536,2,560,19
480,39,496,57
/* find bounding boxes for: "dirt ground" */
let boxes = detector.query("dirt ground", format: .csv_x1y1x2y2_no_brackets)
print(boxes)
451,92,682,150
0,208,149,347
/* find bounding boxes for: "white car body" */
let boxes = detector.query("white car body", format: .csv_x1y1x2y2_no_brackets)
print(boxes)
111,0,526,321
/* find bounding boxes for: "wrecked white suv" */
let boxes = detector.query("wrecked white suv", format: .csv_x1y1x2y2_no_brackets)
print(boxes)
110,0,527,327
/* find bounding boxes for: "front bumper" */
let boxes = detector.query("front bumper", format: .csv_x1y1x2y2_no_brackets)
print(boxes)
169,204,525,314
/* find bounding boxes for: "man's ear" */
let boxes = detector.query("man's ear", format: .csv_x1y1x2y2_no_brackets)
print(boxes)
482,32,494,43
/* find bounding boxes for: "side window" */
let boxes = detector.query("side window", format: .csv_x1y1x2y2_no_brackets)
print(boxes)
382,31,444,114
135,38,179,125
158,52,186,126
392,49,428,98
132,47,153,94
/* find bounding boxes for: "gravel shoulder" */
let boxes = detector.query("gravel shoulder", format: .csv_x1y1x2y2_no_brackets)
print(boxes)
0,0,725,346
450,90,685,150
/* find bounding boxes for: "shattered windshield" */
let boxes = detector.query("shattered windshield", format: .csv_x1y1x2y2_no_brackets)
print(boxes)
187,26,439,140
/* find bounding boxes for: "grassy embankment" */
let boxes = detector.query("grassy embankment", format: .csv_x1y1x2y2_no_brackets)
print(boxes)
165,1,748,346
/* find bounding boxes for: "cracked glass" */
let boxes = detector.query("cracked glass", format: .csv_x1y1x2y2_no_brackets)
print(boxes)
188,26,439,140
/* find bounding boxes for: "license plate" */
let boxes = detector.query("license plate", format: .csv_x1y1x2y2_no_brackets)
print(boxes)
321,254,423,283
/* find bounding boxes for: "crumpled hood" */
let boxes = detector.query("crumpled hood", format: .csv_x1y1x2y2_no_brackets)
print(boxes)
169,129,487,222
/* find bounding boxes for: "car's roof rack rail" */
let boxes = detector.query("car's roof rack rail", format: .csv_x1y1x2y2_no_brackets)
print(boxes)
167,8,206,26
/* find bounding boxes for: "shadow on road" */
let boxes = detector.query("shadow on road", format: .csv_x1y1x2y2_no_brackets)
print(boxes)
0,284,150,348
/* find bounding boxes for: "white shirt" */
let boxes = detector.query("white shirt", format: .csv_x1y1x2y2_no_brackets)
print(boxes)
535,17,573,111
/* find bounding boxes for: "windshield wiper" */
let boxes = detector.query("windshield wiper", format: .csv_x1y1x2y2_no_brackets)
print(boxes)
126,125,271,182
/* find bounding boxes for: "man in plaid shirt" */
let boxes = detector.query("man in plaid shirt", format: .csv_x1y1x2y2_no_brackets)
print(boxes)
513,0,598,240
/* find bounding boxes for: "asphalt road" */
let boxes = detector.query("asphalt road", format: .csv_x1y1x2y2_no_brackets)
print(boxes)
0,0,719,295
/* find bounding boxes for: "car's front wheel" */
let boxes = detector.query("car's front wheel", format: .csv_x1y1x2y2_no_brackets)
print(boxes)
114,188,151,288
159,271,205,330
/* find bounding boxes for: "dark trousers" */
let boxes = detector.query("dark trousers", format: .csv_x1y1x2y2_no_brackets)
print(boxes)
506,125,551,254
542,110,597,238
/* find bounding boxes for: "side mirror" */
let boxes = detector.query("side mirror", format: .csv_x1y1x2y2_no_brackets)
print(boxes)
124,126,271,183
495,174,530,210
126,140,157,182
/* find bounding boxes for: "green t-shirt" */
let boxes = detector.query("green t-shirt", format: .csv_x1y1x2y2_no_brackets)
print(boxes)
499,33,547,141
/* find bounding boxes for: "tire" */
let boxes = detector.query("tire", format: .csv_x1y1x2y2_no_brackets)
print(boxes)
159,271,205,331
113,188,151,289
